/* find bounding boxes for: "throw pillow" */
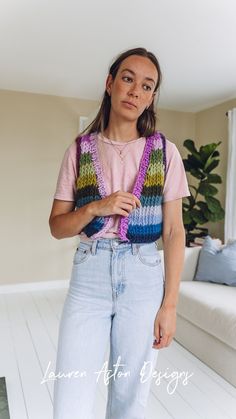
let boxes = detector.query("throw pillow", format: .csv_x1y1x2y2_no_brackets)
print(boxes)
193,235,236,286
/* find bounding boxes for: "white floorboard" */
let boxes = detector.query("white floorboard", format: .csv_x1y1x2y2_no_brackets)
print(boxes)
0,295,29,419
0,286,235,419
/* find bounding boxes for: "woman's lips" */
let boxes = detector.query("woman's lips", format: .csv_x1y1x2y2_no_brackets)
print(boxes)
122,101,137,109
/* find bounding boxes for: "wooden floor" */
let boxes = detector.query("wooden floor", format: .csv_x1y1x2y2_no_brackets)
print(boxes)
0,286,236,419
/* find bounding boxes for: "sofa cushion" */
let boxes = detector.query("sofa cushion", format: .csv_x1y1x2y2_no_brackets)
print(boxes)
182,246,201,281
177,281,236,350
159,246,201,281
193,235,236,286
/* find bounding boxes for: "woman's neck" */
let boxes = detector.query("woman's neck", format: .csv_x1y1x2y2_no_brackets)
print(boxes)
102,120,140,142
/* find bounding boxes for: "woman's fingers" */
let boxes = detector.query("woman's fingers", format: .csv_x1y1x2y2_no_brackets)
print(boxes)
117,191,141,209
95,190,141,217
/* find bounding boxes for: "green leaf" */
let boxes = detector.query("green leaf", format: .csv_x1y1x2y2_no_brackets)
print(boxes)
188,154,204,169
199,142,222,164
206,173,222,183
183,139,198,155
205,196,223,213
206,212,219,222
190,168,205,179
196,201,208,211
205,207,224,222
190,209,208,224
195,201,213,221
187,192,195,206
183,158,193,172
181,138,224,229
183,196,194,208
216,207,225,219
198,182,218,196
183,210,193,224
212,150,220,158
204,159,220,173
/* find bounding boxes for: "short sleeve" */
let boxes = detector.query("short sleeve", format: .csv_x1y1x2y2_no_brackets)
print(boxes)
163,140,191,203
53,141,77,201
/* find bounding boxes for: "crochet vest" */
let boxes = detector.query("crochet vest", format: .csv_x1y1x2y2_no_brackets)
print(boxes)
75,131,166,243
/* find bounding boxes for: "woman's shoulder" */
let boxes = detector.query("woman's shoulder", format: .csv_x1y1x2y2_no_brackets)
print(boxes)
66,131,97,156
156,131,178,154
63,138,78,158
60,140,78,172
165,138,178,156
68,138,77,151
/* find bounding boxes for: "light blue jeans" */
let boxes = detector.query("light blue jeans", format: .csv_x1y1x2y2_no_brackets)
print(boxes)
53,238,165,419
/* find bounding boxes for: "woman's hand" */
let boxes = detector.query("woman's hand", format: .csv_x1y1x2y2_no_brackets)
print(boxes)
152,305,176,349
88,190,141,217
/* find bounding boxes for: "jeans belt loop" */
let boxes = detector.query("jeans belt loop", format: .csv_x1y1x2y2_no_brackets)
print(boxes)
91,240,98,255
131,243,139,255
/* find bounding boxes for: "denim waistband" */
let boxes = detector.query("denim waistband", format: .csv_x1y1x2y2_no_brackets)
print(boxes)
79,238,158,256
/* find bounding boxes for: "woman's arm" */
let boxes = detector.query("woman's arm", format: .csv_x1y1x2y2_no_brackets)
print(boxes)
49,191,141,239
49,199,96,239
161,198,186,308
153,198,186,349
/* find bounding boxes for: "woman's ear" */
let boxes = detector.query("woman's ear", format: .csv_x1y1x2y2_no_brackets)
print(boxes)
106,74,113,96
148,92,156,108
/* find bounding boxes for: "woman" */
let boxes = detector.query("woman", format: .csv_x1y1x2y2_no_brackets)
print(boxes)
49,47,190,419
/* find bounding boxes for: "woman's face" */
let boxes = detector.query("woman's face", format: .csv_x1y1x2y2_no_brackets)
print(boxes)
106,54,158,122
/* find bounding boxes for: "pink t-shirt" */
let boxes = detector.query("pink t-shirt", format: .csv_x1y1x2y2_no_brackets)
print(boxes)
53,132,191,240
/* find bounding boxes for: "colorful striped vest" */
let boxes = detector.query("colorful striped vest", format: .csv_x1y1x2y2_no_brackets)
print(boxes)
75,131,166,243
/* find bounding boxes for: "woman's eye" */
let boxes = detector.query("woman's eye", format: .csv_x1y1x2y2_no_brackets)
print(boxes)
122,77,152,91
122,76,133,82
143,85,152,91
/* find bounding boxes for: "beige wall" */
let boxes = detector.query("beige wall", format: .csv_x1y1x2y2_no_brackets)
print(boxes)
0,89,234,285
156,109,196,251
195,99,236,241
0,89,98,285
157,108,196,150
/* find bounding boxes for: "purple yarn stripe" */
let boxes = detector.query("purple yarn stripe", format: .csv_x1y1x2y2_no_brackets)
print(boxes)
159,131,167,177
76,135,83,177
118,132,156,241
87,132,114,238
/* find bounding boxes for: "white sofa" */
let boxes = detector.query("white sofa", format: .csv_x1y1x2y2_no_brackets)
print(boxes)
159,246,236,387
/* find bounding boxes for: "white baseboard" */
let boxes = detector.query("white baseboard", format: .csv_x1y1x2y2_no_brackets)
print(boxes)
0,279,69,294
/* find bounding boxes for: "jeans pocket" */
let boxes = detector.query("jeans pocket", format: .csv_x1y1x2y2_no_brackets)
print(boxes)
137,242,161,267
73,242,92,265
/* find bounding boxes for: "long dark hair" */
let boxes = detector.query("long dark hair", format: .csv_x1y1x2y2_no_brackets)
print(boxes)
78,47,162,139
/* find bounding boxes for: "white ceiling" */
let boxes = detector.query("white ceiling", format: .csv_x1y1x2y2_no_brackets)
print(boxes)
0,0,236,112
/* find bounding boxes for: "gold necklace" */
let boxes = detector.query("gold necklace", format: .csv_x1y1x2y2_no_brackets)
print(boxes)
100,134,133,162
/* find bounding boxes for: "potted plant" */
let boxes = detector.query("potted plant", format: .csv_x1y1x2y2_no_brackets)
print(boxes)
182,139,225,246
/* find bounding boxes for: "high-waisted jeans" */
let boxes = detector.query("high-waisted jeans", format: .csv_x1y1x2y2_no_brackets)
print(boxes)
53,238,165,419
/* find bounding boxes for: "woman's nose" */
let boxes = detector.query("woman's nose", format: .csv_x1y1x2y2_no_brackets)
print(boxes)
128,89,139,98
